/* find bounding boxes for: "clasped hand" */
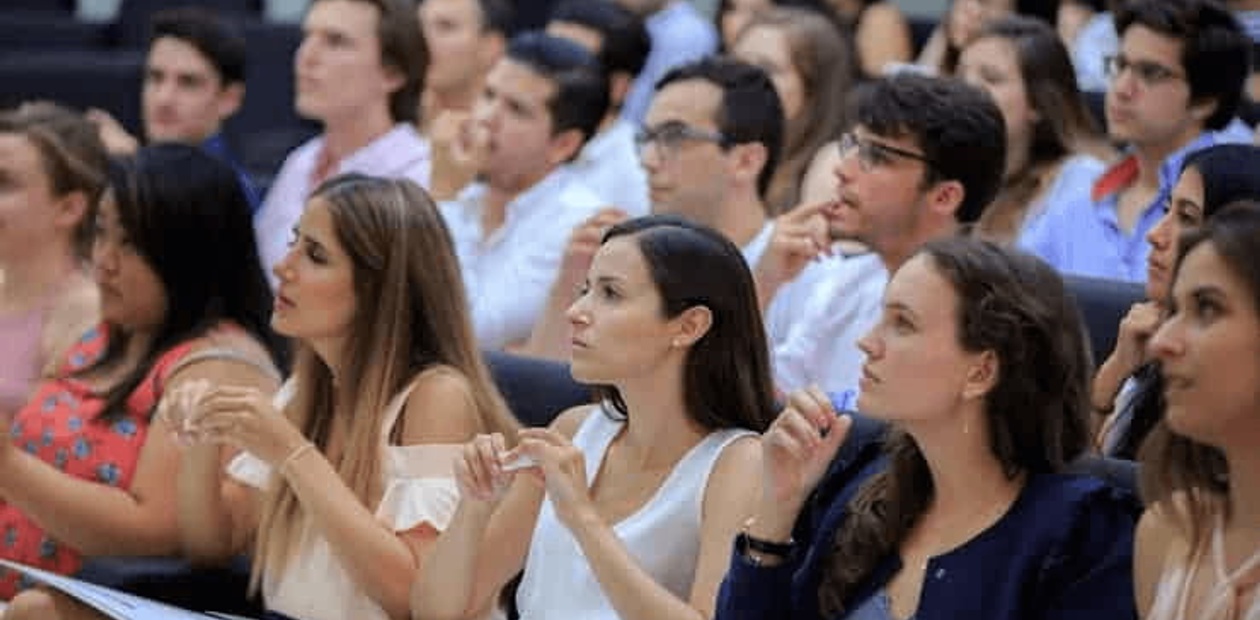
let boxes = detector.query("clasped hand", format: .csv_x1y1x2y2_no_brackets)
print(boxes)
456,428,596,528
159,380,307,467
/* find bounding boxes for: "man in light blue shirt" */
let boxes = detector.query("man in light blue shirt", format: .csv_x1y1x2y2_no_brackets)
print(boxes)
1021,0,1251,283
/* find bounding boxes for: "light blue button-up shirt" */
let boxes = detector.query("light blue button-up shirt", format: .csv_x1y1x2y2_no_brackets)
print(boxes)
620,1,718,125
1019,129,1248,283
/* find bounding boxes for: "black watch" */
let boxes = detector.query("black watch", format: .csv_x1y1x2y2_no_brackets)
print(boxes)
736,530,796,564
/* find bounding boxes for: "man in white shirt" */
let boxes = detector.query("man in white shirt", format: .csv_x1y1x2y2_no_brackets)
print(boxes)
547,0,653,215
757,74,1007,395
520,56,785,359
253,0,429,285
439,32,610,350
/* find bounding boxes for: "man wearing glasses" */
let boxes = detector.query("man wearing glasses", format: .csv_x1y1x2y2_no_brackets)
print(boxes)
519,55,784,360
1020,0,1251,283
759,73,1006,395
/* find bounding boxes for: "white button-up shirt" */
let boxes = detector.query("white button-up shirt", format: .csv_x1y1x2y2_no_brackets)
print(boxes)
440,168,606,350
573,120,650,217
766,252,888,395
253,124,431,287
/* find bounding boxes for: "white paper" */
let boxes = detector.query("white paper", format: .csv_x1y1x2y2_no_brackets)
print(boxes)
0,559,230,620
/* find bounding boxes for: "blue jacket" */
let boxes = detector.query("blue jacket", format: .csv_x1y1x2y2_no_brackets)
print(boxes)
715,417,1140,620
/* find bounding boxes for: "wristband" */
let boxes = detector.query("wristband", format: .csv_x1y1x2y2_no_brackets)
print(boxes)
280,442,316,478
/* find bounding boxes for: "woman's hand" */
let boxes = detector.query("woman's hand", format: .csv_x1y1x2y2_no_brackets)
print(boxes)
514,427,597,530
761,387,852,513
454,433,518,507
157,379,214,446
1112,301,1163,373
190,385,307,467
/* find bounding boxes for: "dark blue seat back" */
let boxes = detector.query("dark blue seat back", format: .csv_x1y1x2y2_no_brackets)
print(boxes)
483,351,594,427
1063,274,1146,367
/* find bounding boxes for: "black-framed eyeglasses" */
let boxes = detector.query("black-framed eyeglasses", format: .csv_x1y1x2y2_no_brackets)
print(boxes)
635,122,729,159
1103,54,1184,86
837,131,936,172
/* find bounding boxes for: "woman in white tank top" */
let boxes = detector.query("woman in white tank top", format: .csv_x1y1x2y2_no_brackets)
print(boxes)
413,216,780,620
1133,205,1260,620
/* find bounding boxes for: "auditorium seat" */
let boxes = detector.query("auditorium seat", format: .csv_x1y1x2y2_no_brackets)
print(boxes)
1063,274,1146,367
0,50,144,135
0,13,108,51
111,0,263,49
484,350,594,427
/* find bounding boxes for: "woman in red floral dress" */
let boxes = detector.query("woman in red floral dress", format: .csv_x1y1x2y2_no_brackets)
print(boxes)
0,143,284,603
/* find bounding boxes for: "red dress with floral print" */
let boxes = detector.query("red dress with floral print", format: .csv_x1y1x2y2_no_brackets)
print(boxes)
0,324,197,599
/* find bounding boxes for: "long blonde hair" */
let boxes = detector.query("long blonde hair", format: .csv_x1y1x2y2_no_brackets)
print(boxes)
251,174,517,591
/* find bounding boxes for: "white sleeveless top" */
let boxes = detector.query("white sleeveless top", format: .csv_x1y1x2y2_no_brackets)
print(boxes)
515,407,755,619
1147,514,1260,620
227,377,462,620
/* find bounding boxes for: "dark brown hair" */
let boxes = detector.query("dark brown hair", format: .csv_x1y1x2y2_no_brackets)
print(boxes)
1138,200,1260,551
818,236,1092,614
968,16,1109,241
252,174,517,590
739,7,856,214
592,215,777,434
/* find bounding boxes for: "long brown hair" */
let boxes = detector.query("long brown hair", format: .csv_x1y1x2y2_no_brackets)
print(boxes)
251,174,516,591
1138,201,1260,553
818,237,1092,615
738,8,856,214
968,16,1109,241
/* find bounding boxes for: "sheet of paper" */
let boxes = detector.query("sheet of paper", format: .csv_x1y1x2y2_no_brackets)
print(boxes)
0,559,228,620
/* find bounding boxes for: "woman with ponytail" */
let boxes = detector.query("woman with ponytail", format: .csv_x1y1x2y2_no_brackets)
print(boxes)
715,236,1140,620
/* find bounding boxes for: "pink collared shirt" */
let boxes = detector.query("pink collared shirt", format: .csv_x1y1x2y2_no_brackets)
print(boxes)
254,124,431,287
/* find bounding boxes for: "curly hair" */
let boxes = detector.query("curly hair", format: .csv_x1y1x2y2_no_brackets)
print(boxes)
817,236,1092,614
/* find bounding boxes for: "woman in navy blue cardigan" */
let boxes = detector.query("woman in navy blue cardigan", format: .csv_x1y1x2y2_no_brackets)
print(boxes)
717,237,1140,620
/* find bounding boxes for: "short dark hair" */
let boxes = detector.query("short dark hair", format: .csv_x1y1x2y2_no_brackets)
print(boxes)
1115,0,1250,130
476,0,514,35
150,7,247,86
505,31,609,147
655,56,784,199
548,0,651,78
313,0,428,124
853,74,1006,224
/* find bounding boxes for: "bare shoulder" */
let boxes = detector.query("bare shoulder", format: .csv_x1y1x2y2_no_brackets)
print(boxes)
165,325,281,389
400,365,482,444
547,403,600,439
1134,501,1189,615
1135,502,1181,558
705,434,762,496
701,433,762,524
